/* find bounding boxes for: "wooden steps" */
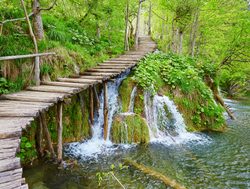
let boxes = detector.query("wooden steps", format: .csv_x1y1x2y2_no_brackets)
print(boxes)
0,36,157,188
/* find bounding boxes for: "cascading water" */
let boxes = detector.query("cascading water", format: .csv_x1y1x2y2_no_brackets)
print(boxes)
66,76,208,160
128,86,137,113
65,71,130,159
144,91,206,144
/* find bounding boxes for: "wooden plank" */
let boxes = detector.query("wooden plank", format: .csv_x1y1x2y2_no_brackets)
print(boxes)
81,72,117,77
0,117,34,128
0,168,22,184
41,81,89,89
21,184,29,189
0,91,68,103
27,85,81,94
0,178,23,188
0,138,20,150
87,68,124,73
79,75,105,80
0,100,52,108
109,58,141,61
0,158,21,172
57,78,101,84
103,60,136,64
95,65,129,69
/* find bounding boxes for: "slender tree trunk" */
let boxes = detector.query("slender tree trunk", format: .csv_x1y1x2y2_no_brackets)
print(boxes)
160,20,164,40
124,0,130,51
135,0,143,49
20,0,40,86
96,24,101,39
148,1,152,36
179,31,183,54
171,18,176,53
0,24,3,35
32,0,44,40
189,9,199,57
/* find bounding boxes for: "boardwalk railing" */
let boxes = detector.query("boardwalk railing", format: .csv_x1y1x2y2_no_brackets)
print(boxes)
0,52,56,86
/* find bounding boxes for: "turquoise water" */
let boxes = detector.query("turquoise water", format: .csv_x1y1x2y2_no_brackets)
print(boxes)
24,99,250,189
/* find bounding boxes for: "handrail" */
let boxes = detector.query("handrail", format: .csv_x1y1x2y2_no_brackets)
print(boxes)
0,52,56,61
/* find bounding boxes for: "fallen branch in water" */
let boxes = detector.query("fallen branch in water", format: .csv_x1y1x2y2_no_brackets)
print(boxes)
123,159,186,189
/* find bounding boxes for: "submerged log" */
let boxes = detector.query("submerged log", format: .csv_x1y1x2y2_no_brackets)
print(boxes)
103,82,108,140
56,102,63,163
124,159,186,189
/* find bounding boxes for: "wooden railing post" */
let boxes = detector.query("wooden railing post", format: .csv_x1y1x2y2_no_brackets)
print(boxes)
35,56,40,86
103,82,108,140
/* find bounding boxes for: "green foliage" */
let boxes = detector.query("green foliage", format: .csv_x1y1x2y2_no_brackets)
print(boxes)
219,62,250,98
134,52,225,131
0,77,14,94
18,136,37,164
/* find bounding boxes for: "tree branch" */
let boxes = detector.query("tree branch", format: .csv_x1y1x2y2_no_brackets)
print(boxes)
0,12,34,25
39,0,57,11
0,0,57,25
152,10,167,22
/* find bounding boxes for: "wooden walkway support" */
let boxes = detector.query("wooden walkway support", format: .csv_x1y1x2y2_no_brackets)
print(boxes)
0,36,156,188
103,82,108,140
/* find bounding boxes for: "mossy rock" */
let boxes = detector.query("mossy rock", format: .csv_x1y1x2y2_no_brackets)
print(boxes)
119,76,137,112
111,113,150,144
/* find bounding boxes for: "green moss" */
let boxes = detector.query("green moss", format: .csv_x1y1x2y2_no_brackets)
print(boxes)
111,114,149,144
134,87,145,115
119,76,136,112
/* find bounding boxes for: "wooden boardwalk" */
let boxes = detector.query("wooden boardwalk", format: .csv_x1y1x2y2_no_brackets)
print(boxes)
0,36,156,188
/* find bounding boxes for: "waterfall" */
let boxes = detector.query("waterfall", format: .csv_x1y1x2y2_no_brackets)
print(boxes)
128,86,137,113
65,71,130,159
66,78,208,160
144,91,205,144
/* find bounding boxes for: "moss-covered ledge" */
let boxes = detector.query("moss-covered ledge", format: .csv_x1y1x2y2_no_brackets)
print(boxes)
111,113,149,144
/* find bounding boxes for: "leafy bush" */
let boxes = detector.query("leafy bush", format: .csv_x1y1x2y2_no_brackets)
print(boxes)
134,52,225,131
0,77,14,94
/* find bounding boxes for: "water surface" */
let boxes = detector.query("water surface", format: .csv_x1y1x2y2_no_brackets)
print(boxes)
24,99,250,189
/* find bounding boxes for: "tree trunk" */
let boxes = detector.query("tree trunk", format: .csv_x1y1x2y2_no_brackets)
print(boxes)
179,31,183,54
0,24,3,35
96,22,101,39
32,0,44,40
20,0,40,86
171,18,176,53
135,0,143,49
189,9,199,57
124,0,130,51
148,1,152,36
